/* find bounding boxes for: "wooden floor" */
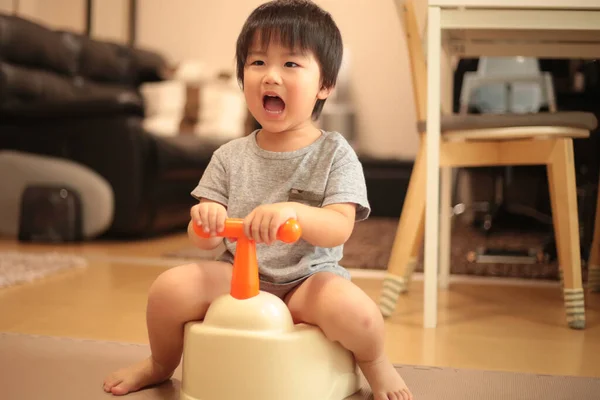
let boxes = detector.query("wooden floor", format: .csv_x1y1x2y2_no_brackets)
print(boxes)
1,234,599,379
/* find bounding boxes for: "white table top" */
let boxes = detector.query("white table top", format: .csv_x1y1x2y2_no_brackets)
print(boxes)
428,0,600,9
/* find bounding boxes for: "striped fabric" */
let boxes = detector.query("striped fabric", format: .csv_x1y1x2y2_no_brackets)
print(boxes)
379,258,418,317
563,288,585,329
379,274,406,317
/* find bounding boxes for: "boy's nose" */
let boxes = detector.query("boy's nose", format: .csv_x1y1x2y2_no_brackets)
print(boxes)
263,68,282,85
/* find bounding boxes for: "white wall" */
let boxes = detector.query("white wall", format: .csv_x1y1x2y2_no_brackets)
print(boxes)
136,0,426,160
91,0,130,44
0,0,14,14
17,0,85,33
3,0,130,44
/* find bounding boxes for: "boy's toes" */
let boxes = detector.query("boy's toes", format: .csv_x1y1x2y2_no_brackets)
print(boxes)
110,382,131,396
102,376,122,393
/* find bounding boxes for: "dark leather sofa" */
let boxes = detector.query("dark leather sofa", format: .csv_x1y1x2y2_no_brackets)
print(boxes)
0,13,230,238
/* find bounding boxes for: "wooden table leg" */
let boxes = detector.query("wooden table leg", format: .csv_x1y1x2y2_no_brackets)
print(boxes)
423,5,442,329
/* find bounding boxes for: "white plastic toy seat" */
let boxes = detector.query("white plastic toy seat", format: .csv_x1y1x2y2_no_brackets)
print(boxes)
180,219,360,400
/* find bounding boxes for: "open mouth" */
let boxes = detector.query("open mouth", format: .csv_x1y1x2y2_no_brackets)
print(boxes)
263,94,285,114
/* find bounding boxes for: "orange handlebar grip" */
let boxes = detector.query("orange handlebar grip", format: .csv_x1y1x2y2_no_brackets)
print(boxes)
192,218,244,239
193,218,302,242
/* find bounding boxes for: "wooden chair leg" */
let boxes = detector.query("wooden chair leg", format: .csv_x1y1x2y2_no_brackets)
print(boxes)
547,157,565,291
547,139,585,329
380,144,426,317
439,167,453,289
587,174,600,292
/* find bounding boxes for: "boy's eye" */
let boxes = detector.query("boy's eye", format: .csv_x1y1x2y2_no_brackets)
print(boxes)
285,62,299,68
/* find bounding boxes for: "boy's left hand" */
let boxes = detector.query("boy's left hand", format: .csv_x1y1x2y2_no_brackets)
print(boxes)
244,203,298,244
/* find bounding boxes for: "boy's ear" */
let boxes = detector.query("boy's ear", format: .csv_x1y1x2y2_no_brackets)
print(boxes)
317,85,333,100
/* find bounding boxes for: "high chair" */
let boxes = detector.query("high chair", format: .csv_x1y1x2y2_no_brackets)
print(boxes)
378,0,598,330
460,56,555,115
458,56,557,260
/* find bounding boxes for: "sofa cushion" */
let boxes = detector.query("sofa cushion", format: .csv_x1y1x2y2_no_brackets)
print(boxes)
77,36,168,86
0,12,168,87
78,38,133,85
128,47,169,85
0,14,78,76
0,61,142,108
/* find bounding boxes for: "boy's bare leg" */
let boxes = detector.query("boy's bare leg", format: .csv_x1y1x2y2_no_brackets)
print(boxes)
286,272,413,400
103,261,232,396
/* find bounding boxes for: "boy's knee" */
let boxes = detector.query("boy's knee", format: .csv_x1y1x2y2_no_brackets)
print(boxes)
318,283,382,334
148,264,205,306
341,297,381,333
148,262,232,313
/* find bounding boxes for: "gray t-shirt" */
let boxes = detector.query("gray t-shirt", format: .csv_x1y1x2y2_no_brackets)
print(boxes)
191,130,370,284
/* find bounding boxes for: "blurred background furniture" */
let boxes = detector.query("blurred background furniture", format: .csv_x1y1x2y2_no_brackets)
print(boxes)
419,0,600,329
0,13,235,238
379,0,598,330
454,56,556,264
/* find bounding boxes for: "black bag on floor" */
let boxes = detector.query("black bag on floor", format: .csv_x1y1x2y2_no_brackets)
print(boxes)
18,185,83,242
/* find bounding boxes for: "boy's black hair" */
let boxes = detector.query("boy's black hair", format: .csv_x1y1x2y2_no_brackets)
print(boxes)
235,0,343,120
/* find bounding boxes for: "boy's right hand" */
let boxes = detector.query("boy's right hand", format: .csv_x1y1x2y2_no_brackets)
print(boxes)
190,200,227,237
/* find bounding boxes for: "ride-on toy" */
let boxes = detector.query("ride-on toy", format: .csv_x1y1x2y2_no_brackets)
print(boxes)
180,218,360,400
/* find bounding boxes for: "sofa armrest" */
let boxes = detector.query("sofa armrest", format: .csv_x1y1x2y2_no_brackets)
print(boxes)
0,93,144,121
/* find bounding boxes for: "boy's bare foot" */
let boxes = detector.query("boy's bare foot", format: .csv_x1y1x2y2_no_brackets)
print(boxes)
103,357,173,396
358,355,413,400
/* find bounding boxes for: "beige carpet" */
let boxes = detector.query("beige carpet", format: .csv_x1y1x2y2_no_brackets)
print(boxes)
0,251,87,288
1,332,599,399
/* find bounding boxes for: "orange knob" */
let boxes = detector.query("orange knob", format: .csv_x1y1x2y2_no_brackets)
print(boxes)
277,218,302,243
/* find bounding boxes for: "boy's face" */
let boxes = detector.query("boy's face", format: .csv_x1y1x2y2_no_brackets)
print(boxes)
243,35,331,134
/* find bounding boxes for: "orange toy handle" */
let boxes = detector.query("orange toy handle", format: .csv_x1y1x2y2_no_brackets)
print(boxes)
192,218,301,243
192,218,302,299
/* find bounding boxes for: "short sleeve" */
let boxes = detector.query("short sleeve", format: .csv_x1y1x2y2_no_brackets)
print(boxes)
322,146,371,221
190,148,229,206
